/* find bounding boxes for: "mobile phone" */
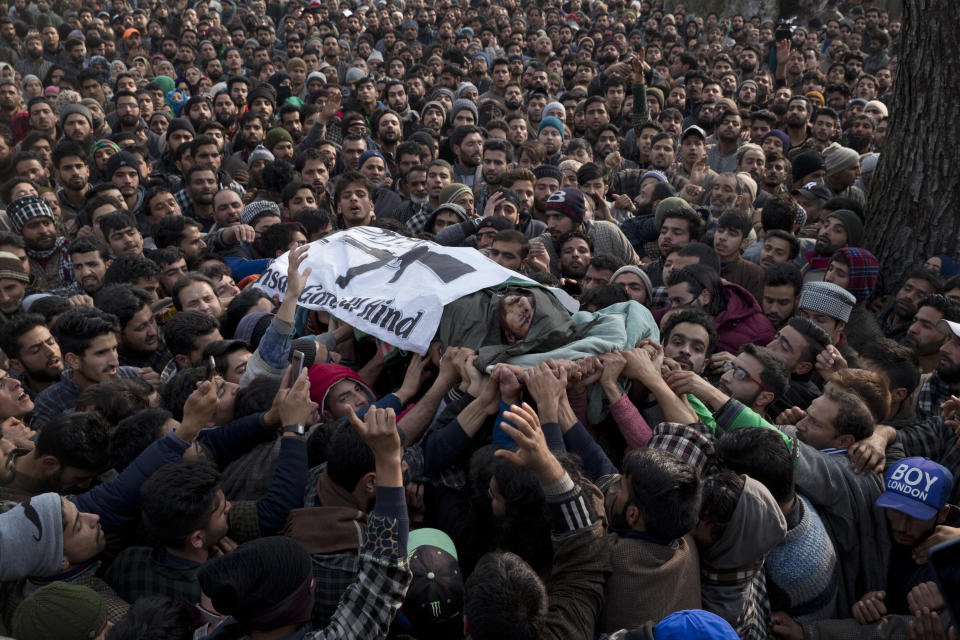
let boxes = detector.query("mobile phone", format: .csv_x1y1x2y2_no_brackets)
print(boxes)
290,350,305,388
207,356,217,381
928,537,960,628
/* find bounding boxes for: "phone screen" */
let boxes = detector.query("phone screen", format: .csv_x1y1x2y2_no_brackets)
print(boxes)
290,351,305,388
929,538,960,627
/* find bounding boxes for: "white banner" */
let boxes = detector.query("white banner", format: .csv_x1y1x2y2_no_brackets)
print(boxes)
255,226,535,353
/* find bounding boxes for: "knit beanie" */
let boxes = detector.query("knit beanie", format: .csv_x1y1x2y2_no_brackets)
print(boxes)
166,117,196,140
264,127,294,151
0,493,63,581
198,536,313,629
646,87,664,108
7,194,55,235
247,84,277,108
864,100,888,118
104,150,140,180
450,98,478,124
58,103,92,128
240,200,282,226
541,101,566,120
654,196,697,232
235,311,274,349
307,362,375,410
532,165,563,183
357,149,385,171
0,251,29,283
345,67,366,84
247,145,275,168
13,583,107,640
408,130,436,155
494,188,521,210
476,216,515,233
439,183,472,205
822,142,860,176
762,129,792,155
791,149,825,183
456,82,478,98
544,187,586,224
825,209,864,247
306,70,327,86
420,100,446,120
538,115,565,140
610,265,653,300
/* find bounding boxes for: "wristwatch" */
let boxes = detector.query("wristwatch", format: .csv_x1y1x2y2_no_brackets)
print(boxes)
282,423,306,436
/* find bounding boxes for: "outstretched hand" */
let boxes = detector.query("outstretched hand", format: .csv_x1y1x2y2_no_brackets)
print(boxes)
346,406,402,487
494,402,564,485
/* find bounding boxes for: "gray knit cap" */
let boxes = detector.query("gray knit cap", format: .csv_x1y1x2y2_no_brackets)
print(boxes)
240,200,282,226
58,103,93,128
0,493,64,581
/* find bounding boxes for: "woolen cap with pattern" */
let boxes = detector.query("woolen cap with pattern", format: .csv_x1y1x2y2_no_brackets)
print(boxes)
8,195,54,235
544,187,586,224
439,183,472,205
0,251,28,283
241,200,282,226
798,281,856,323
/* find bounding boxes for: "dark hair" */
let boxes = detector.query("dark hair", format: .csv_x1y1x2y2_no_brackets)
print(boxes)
716,427,794,504
51,140,89,170
30,296,73,322
201,339,251,377
293,208,334,236
233,374,279,419
785,316,832,364
160,366,211,421
69,236,110,262
901,266,944,295
822,197,864,221
739,343,790,397
463,551,546,640
698,470,745,544
140,460,222,547
0,313,47,359
105,595,194,640
223,288,273,338
858,338,921,396
676,242,721,273
621,449,701,540
482,137,514,163
152,214,201,250
76,378,151,429
333,170,375,203
826,385,875,441
147,247,186,269
764,261,803,293
325,422,375,491
660,307,718,357
579,284,630,310
260,222,307,259
763,230,801,261
716,208,752,238
668,263,725,316
449,124,483,149
98,211,139,240
555,230,594,255
95,284,152,329
589,254,626,273
760,194,798,232
109,407,173,472
661,205,705,240
34,412,110,472
0,231,24,250
104,255,161,287
52,307,120,357
163,311,220,358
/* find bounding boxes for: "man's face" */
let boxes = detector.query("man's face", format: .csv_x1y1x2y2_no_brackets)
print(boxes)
0,276,24,314
650,138,676,170
759,236,793,268
559,238,590,278
12,325,62,382
28,103,55,131
56,155,89,192
718,352,767,407
73,333,120,384
360,157,386,187
762,284,798,329
815,218,849,255
883,272,933,319
455,133,484,168
904,305,946,356
287,188,317,216
112,166,140,198
179,282,222,318
178,225,207,260
122,304,159,353
60,497,106,565
680,135,706,165
546,212,576,242
658,216,692,257
72,250,107,294
337,182,374,227
796,395,844,449
342,139,367,169
324,378,371,419
584,102,609,132
489,241,525,271
16,159,47,186
21,216,57,251
212,190,243,227
187,170,218,205
582,265,614,293
664,321,710,373
107,226,143,257
738,149,765,182
192,144,221,172
885,508,938,547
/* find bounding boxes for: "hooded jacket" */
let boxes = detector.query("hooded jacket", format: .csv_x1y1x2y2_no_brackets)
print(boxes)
307,363,376,415
714,282,776,354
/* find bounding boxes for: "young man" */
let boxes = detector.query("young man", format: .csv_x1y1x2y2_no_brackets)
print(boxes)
0,250,29,320
713,209,764,302
645,197,706,288
758,229,801,269
765,316,832,417
32,308,145,429
0,313,64,398
98,211,145,258
95,284,169,374
488,230,529,272
8,194,72,290
52,237,110,304
334,170,376,229
716,343,789,419
762,262,803,329
161,311,223,382
903,295,960,373
51,140,91,223
876,267,943,342
172,274,223,319
796,280,857,349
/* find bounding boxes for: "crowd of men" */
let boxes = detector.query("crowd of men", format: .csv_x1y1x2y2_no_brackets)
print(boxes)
0,0,957,637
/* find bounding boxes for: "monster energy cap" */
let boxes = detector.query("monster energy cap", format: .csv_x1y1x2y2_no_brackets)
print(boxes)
401,528,464,637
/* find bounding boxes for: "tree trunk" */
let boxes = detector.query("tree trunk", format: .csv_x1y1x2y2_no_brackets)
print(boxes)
864,0,960,287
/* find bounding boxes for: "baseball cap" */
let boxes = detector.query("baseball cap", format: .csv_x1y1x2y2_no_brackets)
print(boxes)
939,318,960,341
401,529,464,637
876,457,953,520
790,181,831,202
681,125,706,141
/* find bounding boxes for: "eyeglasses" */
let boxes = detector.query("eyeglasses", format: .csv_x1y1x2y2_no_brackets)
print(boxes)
722,361,769,391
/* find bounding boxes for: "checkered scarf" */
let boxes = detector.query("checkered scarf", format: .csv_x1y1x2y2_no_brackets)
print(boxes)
648,422,717,475
28,238,73,288
917,371,952,418
832,247,879,302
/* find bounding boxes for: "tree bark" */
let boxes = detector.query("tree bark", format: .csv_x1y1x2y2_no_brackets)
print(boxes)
864,0,960,286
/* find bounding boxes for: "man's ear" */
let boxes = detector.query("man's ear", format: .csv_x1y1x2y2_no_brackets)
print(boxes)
174,354,191,371
892,387,909,405
698,289,712,307
38,454,61,475
187,529,206,550
795,360,814,376
64,352,82,372
836,433,856,450
6,358,24,375
738,235,750,251
361,471,377,496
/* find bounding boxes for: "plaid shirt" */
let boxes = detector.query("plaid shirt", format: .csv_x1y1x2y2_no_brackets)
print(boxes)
917,370,953,418
31,366,142,429
649,285,670,310
105,546,202,604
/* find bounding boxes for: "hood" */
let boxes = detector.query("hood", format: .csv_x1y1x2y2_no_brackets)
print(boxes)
307,363,375,413
717,281,765,322
703,476,787,568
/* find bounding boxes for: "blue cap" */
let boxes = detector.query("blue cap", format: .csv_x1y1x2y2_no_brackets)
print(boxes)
876,457,954,520
538,115,565,140
655,609,740,640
